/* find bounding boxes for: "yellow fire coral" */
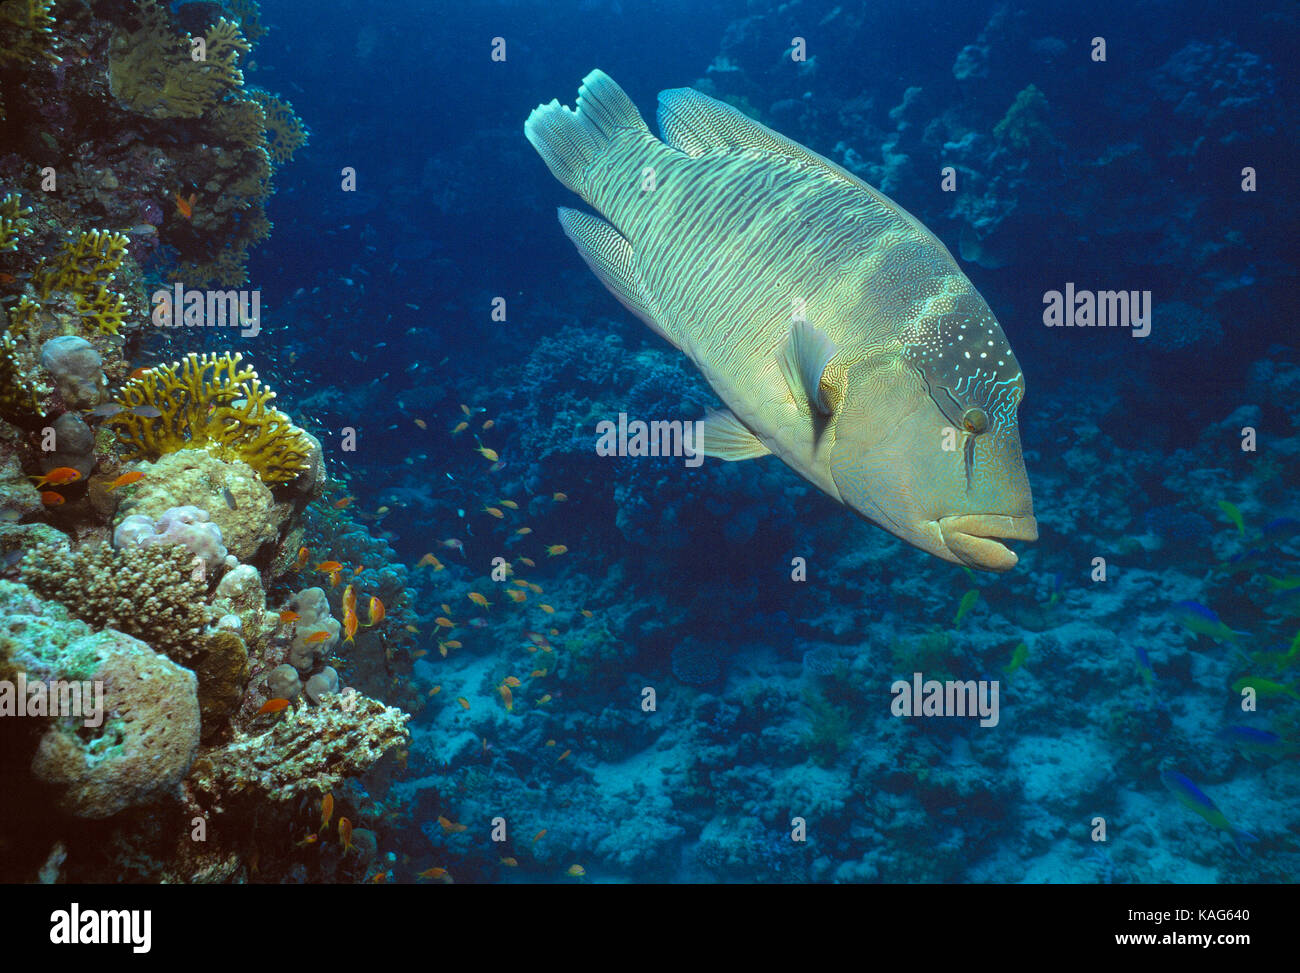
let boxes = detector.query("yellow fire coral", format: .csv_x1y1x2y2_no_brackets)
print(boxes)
108,352,312,484
246,90,309,164
0,0,61,68
0,193,33,251
29,229,130,335
108,0,250,119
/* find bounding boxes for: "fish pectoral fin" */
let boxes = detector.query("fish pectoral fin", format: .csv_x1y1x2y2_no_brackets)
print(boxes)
556,207,680,351
777,320,837,416
698,408,771,461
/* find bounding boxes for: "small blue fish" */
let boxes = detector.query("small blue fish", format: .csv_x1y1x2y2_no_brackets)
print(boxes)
1160,770,1257,855
1217,725,1300,758
1169,601,1248,645
1134,646,1156,685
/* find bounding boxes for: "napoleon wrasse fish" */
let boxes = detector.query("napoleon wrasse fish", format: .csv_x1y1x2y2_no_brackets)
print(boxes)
525,71,1037,571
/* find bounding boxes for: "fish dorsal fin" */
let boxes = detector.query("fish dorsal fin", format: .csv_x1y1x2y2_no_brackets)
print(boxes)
656,87,948,252
698,408,771,461
777,320,837,416
556,207,680,351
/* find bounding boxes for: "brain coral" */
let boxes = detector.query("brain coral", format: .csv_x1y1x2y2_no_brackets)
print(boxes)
107,352,312,484
0,580,201,818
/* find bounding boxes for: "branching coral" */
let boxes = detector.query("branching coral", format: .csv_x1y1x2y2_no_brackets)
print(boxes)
225,0,266,44
0,0,61,68
245,89,308,164
0,193,33,251
108,0,250,119
0,330,40,421
107,352,312,483
190,692,411,801
20,542,215,663
29,229,131,335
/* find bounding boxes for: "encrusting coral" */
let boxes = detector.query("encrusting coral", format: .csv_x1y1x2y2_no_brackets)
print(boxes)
190,692,411,801
108,0,250,119
20,541,214,664
107,352,313,484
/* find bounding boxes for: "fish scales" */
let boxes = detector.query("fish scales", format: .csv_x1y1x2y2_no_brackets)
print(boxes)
527,70,1037,571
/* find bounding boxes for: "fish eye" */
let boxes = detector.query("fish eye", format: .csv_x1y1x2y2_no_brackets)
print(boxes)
962,408,988,435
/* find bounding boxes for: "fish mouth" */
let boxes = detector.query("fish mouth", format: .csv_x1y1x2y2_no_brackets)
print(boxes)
937,514,1038,572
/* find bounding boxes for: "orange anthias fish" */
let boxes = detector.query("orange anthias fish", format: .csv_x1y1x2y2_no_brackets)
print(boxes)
483,505,504,519
278,610,301,625
257,698,291,715
515,527,533,535
498,684,513,711
530,669,548,678
451,421,469,435
435,616,455,629
315,560,343,573
438,538,464,553
174,191,197,220
343,584,357,617
328,569,342,588
503,676,522,688
343,609,359,644
539,603,556,614
333,496,354,509
40,491,65,506
30,467,81,489
366,596,385,626
553,492,568,502
106,471,145,491
320,793,334,832
507,589,527,603
468,592,491,608
533,829,548,842
417,553,444,570
305,630,332,644
545,544,568,557
499,499,518,510
499,856,518,867
293,546,310,571
338,817,354,854
442,640,462,650
475,439,499,462
417,866,448,880
437,815,468,834
518,556,537,568
414,418,428,429
456,696,470,710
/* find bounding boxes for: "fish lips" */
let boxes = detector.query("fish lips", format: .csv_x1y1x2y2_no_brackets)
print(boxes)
938,514,1038,572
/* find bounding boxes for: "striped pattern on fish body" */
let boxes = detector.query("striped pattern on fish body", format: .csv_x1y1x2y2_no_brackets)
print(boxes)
526,71,1036,571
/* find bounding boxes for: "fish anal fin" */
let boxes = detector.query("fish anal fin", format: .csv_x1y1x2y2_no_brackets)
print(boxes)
777,319,838,415
698,408,771,461
556,207,680,350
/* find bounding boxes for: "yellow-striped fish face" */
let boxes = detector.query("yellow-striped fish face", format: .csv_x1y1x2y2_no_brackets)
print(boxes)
828,309,1036,571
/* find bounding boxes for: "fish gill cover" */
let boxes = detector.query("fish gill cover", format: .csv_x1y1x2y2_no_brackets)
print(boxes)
0,0,1294,910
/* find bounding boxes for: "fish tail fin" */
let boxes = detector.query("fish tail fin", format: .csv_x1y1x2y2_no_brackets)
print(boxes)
524,69,649,201
1233,829,1259,856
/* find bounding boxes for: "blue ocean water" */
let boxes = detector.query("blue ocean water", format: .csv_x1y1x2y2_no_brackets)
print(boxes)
1,0,1295,888
248,0,1297,883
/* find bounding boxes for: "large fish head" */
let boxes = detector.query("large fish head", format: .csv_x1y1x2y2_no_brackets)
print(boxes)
828,295,1036,571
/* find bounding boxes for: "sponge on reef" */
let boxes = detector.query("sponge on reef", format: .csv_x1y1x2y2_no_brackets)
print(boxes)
0,580,201,819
